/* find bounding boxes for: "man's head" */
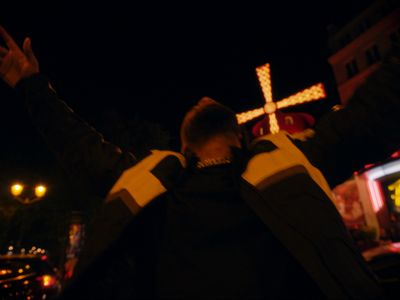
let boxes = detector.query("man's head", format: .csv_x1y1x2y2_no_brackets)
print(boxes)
180,97,242,155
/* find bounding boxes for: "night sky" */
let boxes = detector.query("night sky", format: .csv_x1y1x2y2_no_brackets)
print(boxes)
0,1,374,174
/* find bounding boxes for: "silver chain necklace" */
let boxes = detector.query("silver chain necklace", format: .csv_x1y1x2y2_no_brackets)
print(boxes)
196,157,232,169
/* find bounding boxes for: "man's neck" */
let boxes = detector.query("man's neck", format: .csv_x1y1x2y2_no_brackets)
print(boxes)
195,135,241,162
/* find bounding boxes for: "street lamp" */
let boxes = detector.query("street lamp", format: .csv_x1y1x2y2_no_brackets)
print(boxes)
8,181,49,250
10,182,48,204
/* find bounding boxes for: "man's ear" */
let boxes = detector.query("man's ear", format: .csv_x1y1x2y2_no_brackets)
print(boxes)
180,143,187,154
183,148,199,168
181,142,195,160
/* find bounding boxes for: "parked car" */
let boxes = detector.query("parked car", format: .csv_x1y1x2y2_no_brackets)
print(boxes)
0,253,62,299
363,242,400,299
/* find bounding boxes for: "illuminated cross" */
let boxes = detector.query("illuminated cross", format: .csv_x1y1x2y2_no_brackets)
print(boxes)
236,63,326,134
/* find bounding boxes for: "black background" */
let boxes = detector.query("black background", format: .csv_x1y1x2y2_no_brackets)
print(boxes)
0,0,374,172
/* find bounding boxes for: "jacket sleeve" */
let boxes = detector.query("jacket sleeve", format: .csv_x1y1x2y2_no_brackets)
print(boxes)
297,55,400,188
15,74,138,197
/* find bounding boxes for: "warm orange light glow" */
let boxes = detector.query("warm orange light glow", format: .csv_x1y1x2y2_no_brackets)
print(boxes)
236,63,326,134
10,183,24,197
41,275,55,287
34,185,47,198
276,83,326,109
256,64,273,103
264,102,277,114
269,113,280,134
237,107,264,124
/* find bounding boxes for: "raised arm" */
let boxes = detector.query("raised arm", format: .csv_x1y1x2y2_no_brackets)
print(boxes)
0,27,137,197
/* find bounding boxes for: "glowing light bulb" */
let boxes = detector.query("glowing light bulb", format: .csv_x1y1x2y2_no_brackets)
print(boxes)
10,183,24,197
34,185,47,198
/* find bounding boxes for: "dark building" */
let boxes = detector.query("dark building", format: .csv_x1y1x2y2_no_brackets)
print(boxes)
328,0,400,104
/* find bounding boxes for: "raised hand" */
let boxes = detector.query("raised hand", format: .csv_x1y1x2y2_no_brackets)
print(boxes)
0,26,39,87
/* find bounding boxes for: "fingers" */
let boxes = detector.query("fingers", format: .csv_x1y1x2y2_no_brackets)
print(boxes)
0,26,20,51
22,37,39,69
22,37,31,52
23,37,36,62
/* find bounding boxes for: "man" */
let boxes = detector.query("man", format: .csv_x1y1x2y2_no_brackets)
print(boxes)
1,26,399,299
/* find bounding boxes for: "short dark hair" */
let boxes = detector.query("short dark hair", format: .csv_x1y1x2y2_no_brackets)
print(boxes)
180,97,240,152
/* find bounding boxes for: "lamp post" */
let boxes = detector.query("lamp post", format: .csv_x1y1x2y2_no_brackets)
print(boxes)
8,181,48,250
10,182,47,205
